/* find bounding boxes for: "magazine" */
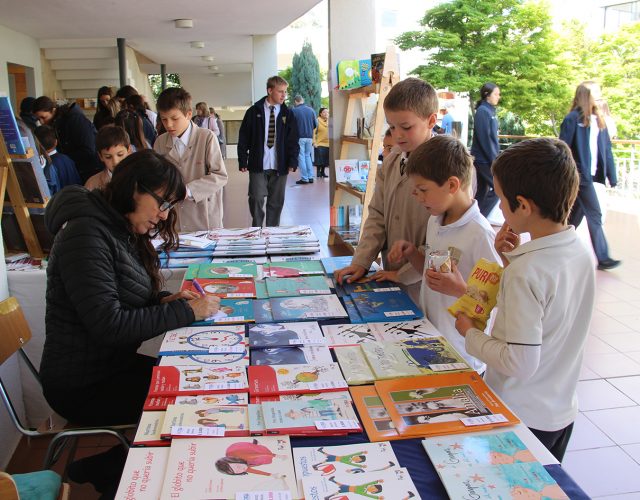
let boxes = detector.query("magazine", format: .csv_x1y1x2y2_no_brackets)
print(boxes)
184,262,259,279
250,392,352,404
321,323,376,346
264,260,325,278
158,352,249,368
191,299,255,326
368,319,441,340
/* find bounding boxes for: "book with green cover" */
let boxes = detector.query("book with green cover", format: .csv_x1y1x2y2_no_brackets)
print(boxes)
334,346,375,385
265,276,331,298
184,262,259,279
264,260,325,277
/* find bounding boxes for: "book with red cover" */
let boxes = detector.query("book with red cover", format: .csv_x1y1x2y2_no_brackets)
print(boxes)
143,393,249,411
248,363,347,396
149,365,248,396
181,278,256,298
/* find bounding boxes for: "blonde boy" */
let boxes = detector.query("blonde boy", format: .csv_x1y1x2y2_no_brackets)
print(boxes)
85,125,131,191
335,78,437,303
455,138,594,461
388,135,500,372
154,87,228,231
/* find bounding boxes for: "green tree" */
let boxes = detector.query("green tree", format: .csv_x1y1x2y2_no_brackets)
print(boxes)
278,66,296,106
148,73,181,100
290,41,322,112
395,0,572,135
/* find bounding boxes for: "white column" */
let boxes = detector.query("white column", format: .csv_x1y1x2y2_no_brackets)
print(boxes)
251,35,278,104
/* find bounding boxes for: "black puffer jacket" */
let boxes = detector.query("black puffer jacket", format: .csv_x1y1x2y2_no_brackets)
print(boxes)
41,186,194,391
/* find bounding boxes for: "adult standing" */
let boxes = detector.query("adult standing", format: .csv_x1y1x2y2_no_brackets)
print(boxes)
32,96,101,182
194,101,220,136
93,86,114,130
440,102,454,135
313,107,329,178
291,95,317,184
210,107,227,159
559,81,620,270
471,82,501,217
237,76,299,227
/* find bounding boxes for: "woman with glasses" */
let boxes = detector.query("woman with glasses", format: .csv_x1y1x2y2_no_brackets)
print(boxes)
40,150,220,493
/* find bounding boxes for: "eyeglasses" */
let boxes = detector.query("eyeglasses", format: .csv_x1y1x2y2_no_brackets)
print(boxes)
138,183,177,212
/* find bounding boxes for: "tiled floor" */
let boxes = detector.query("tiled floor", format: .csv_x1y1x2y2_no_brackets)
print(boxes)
7,165,640,498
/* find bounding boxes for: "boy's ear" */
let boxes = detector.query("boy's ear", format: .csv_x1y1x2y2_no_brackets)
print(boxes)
447,176,461,194
185,109,193,121
427,112,437,129
127,145,133,154
515,195,534,216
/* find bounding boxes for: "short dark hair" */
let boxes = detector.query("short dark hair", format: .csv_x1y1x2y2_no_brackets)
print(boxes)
156,87,192,115
383,78,438,119
96,125,130,152
406,134,473,188
492,138,579,224
33,125,57,150
115,85,138,100
267,76,288,89
32,96,56,114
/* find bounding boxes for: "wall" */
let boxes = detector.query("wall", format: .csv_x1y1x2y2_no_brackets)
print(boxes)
0,25,43,98
39,50,64,100
179,72,253,109
127,47,155,110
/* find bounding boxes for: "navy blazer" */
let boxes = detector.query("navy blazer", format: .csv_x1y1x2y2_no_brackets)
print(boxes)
559,109,617,187
237,97,299,175
470,101,499,165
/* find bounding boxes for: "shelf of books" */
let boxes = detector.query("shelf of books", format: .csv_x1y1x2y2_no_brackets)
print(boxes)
117,236,584,499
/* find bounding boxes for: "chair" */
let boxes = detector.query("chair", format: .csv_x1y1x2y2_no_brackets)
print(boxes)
0,470,69,500
0,296,135,475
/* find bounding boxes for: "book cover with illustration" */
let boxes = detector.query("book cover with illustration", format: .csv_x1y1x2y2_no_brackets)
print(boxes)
208,227,263,240
349,385,402,442
368,319,441,340
160,404,249,438
337,60,362,90
250,345,333,366
437,462,567,500
248,321,325,348
262,225,313,237
158,436,299,500
260,399,360,436
254,280,269,299
159,325,246,356
334,346,375,385
359,58,372,86
133,411,168,446
149,365,249,396
342,296,365,323
181,278,257,298
370,52,386,84
361,338,471,379
375,372,519,437
248,403,266,435
184,262,259,279
253,298,274,323
321,323,375,346
341,279,400,296
250,392,352,404
191,299,255,326
351,290,423,322
264,260,325,277
335,159,360,182
144,393,249,411
320,257,381,276
265,276,331,298
158,352,249,368
270,295,348,322
211,256,268,265
302,467,421,500
248,363,346,396
115,447,170,500
159,256,211,269
293,442,398,491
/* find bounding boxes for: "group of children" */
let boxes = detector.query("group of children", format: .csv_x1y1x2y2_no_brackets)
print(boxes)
336,78,595,462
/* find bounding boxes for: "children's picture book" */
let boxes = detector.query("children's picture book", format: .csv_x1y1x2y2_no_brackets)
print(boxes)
265,276,331,298
248,403,266,435
368,319,441,340
341,279,400,295
211,256,268,265
158,352,249,368
254,280,269,299
260,399,360,436
247,321,325,348
370,52,386,84
250,345,333,366
270,295,348,322
270,255,319,262
133,411,168,446
149,365,249,396
207,227,263,240
320,256,381,276
342,296,365,323
375,372,520,437
159,256,212,269
161,404,249,438
334,159,360,182
337,60,362,90
358,160,371,180
162,249,215,258
334,346,375,385
302,467,421,500
181,278,257,298
253,298,274,323
359,58,372,86
321,323,375,346
437,462,568,500
351,290,423,322
0,96,27,155
115,447,170,500
191,299,255,326
248,363,347,396
250,391,352,404
349,385,402,442
158,436,299,499
262,225,314,237
144,393,249,411
184,262,259,279
361,338,471,379
264,260,325,277
178,233,216,249
159,325,246,356
293,442,398,490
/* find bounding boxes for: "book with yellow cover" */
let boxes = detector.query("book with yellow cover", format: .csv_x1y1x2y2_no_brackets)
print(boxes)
349,385,403,442
375,372,519,437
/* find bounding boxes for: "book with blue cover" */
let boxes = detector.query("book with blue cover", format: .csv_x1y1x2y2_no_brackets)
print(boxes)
270,294,348,322
250,345,333,366
0,96,26,155
160,256,211,269
342,296,365,323
265,276,331,298
341,279,400,295
351,290,423,322
191,299,255,326
252,298,274,323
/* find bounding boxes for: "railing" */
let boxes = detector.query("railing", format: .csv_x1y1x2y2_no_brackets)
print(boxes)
498,135,640,199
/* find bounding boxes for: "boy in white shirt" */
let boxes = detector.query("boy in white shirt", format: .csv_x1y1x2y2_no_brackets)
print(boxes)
455,138,595,461
389,135,500,372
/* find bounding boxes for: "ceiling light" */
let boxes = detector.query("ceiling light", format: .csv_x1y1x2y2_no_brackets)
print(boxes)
208,65,219,71
174,19,194,29
190,41,205,49
202,56,215,62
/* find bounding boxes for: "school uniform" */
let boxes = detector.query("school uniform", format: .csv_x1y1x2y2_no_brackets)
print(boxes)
471,101,500,216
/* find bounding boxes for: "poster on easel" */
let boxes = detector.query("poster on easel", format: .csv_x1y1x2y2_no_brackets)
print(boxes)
0,95,26,155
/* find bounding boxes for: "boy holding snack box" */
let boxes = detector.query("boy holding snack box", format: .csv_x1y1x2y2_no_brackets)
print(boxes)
389,135,500,373
455,138,595,461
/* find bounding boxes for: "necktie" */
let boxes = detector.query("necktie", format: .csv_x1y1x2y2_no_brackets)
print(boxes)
267,105,276,148
400,156,407,176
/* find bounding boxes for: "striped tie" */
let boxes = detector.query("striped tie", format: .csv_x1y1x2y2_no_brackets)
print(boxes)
400,157,407,176
267,105,276,148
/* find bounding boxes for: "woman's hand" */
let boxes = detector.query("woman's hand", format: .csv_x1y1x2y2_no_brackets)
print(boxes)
187,295,221,320
335,264,367,284
160,290,200,303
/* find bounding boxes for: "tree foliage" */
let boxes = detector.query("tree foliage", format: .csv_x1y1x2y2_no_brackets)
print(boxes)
148,73,181,100
290,41,322,112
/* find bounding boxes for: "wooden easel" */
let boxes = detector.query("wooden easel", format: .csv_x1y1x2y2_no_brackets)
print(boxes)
0,131,46,258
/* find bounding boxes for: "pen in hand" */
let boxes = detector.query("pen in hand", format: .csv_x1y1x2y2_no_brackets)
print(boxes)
192,279,206,297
